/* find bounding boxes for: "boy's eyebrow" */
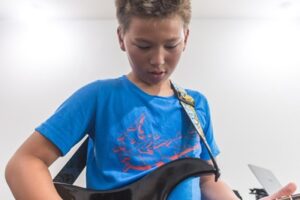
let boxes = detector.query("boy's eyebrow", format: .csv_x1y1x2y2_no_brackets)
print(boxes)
165,37,182,43
134,38,150,43
134,37,182,43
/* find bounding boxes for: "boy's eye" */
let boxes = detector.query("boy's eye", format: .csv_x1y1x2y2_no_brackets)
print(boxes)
134,43,151,49
165,44,179,49
165,45,176,49
137,45,150,49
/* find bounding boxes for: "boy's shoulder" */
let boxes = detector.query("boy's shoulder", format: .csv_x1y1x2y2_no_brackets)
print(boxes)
69,76,126,99
82,76,125,90
88,75,124,85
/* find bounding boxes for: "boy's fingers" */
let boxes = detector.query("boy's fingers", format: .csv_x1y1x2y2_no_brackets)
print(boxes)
263,182,297,200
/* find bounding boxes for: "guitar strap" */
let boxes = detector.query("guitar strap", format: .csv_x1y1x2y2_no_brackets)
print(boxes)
53,81,220,184
170,81,220,181
53,137,89,184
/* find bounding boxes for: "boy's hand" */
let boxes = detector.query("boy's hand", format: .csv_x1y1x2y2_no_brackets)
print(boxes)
260,182,297,200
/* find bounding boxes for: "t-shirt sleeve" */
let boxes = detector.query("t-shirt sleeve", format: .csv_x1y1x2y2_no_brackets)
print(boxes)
35,81,99,156
192,91,220,160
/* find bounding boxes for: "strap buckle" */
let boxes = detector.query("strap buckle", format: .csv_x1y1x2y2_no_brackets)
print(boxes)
178,91,195,107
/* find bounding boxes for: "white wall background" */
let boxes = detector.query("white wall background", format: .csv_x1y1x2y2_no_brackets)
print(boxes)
1,18,300,199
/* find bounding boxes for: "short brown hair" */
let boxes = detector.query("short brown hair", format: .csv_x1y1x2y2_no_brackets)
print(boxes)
115,0,191,31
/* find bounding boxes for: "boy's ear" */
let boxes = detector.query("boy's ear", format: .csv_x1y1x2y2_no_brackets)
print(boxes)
117,27,126,51
183,28,189,51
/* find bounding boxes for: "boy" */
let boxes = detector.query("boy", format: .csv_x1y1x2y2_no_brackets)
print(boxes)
5,0,296,199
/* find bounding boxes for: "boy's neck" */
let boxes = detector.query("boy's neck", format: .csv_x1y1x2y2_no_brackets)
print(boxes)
126,74,174,97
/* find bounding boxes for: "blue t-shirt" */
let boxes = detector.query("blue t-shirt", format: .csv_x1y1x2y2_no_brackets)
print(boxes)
36,75,220,200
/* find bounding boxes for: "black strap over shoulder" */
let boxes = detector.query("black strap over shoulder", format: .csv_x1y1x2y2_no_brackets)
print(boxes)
53,137,89,184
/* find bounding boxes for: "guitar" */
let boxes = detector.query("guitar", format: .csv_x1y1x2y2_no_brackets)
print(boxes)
54,158,217,200
54,158,300,200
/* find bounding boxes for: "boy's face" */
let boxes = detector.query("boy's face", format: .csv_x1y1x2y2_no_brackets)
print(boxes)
118,15,189,89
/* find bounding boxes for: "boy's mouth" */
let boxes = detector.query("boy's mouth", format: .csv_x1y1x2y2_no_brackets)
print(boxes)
148,71,166,80
149,71,165,75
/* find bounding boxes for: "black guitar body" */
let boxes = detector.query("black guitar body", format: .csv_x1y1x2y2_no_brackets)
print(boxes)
54,158,216,200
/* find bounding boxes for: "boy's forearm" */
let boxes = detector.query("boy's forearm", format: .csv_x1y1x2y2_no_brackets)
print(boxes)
201,178,240,200
5,154,62,200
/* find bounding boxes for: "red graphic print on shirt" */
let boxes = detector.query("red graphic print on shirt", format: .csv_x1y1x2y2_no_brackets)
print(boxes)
113,114,200,172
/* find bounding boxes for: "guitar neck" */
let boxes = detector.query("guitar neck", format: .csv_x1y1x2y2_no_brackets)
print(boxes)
280,194,300,200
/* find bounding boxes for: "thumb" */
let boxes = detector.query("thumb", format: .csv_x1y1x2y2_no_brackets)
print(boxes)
261,182,297,200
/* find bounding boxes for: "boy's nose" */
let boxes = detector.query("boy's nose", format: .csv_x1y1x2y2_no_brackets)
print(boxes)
149,48,165,67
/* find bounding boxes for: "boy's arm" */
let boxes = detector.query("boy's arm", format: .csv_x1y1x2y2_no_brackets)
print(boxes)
5,131,62,200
